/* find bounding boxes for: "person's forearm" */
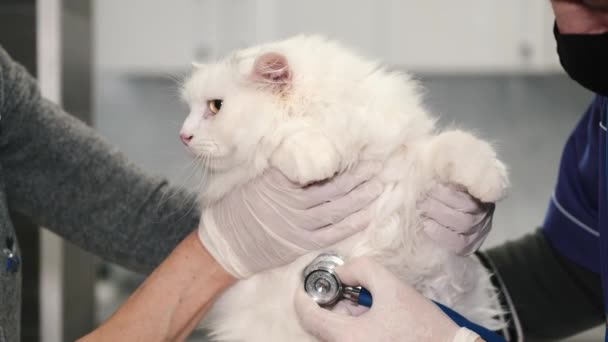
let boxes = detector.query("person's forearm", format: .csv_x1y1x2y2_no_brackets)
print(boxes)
79,231,235,342
0,45,200,275
481,229,603,341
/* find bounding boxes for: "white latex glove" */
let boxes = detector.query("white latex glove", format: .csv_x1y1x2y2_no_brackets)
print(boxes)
294,257,480,342
199,162,383,278
418,184,495,256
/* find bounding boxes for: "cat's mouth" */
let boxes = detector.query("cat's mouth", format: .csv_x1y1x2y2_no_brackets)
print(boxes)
187,141,232,164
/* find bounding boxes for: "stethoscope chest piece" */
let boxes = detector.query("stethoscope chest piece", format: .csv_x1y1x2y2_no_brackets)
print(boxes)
302,253,345,306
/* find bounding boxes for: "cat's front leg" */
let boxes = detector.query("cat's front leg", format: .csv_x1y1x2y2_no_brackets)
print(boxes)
270,130,342,185
423,130,509,203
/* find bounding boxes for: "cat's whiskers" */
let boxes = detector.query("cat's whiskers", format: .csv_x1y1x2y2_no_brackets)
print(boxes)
196,153,218,208
199,152,217,182
192,140,220,152
165,154,206,225
153,155,203,224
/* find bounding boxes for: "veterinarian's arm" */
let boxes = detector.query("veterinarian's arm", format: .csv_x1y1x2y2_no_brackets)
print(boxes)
79,231,235,342
0,45,199,274
420,186,603,340
482,2,607,338
480,229,603,341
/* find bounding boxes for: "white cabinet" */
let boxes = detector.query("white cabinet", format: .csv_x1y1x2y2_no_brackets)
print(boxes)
384,0,557,73
94,0,212,73
94,0,562,74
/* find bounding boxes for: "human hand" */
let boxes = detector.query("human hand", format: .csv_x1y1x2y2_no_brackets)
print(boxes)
294,257,480,342
551,0,608,33
418,184,494,256
199,162,383,278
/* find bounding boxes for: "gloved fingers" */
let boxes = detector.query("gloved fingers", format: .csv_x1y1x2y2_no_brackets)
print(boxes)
329,300,351,315
333,257,396,298
310,208,372,246
331,300,370,317
294,288,350,342
307,179,382,227
257,169,314,209
242,178,355,236
288,161,382,209
307,161,382,202
423,219,476,256
457,214,493,255
426,183,486,213
259,161,381,210
418,196,488,234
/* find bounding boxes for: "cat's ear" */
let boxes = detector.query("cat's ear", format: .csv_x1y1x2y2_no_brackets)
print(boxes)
251,52,292,93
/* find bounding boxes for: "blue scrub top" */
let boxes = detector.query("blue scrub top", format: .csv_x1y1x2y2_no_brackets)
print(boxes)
542,95,608,338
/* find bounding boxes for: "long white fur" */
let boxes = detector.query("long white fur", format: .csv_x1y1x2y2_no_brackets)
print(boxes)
180,35,509,341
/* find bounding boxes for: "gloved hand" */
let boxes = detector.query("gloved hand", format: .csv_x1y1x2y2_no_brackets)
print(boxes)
199,162,383,278
294,257,481,342
418,184,495,256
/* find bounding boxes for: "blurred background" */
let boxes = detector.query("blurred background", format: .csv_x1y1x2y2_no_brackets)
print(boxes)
0,0,600,341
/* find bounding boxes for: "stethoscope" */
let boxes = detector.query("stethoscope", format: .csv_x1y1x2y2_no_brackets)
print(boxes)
302,253,372,307
304,253,510,342
303,253,509,342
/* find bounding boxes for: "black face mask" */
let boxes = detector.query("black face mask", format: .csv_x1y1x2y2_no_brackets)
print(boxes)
555,25,608,97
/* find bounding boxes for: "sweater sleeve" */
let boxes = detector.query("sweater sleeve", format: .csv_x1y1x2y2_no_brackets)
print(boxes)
481,229,604,341
0,46,200,274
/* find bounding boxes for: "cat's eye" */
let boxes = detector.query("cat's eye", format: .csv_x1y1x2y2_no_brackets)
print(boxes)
208,99,223,114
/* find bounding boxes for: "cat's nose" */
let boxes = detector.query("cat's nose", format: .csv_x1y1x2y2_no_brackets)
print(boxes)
180,132,193,145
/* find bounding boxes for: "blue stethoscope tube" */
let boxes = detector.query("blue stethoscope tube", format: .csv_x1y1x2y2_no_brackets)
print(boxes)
356,287,373,307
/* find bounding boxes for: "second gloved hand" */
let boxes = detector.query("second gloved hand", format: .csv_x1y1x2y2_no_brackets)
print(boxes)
199,162,383,278
418,183,495,256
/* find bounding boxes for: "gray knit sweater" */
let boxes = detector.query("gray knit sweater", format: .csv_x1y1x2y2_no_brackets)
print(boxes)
0,46,200,341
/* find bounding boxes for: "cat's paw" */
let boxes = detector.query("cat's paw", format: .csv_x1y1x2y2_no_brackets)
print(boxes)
425,130,509,203
270,131,342,185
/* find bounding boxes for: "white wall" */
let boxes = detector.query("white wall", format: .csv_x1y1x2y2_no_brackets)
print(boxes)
94,0,205,73
94,0,562,74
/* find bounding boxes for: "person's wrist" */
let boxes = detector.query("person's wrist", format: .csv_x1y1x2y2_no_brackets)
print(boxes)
198,209,249,279
193,227,237,284
79,231,235,342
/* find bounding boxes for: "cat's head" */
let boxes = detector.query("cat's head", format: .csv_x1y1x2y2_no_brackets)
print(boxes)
179,36,384,173
180,45,299,172
179,35,429,199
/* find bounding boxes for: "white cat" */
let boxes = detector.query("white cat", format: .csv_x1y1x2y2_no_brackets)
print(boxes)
180,35,509,341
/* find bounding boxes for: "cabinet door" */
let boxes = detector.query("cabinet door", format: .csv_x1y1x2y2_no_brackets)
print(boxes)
95,0,561,74
254,0,561,73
